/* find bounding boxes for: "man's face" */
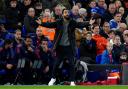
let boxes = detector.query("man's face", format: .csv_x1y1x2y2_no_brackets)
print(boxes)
63,10,70,20
109,4,116,14
36,28,43,37
93,26,100,35
103,22,110,33
24,0,31,6
72,6,79,16
98,0,105,7
10,1,17,8
114,13,122,22
15,31,21,40
55,6,62,15
28,8,35,17
41,41,48,47
25,38,32,46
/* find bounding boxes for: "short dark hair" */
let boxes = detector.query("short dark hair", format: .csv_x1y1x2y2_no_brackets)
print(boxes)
15,29,21,33
62,8,68,14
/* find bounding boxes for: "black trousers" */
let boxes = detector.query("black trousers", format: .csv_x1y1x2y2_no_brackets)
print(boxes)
52,45,75,81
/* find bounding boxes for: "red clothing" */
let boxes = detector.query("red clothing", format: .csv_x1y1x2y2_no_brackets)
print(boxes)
92,34,108,55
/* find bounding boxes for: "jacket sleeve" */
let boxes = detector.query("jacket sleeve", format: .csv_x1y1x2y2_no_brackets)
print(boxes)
41,22,57,28
76,21,91,28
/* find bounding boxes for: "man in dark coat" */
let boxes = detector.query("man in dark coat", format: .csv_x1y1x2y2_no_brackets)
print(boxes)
36,8,95,86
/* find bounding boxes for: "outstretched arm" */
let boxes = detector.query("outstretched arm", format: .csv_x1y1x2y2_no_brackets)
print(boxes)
76,19,95,28
36,18,57,28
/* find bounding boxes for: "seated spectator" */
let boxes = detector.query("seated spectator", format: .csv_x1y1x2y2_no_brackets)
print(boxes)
112,35,125,64
109,12,122,30
19,36,36,84
13,29,24,59
101,42,114,64
108,30,116,45
79,8,88,21
36,37,55,83
118,7,127,23
70,5,80,20
0,39,16,84
53,5,63,20
103,3,116,22
119,52,128,64
24,7,38,34
91,0,106,17
100,22,110,39
92,24,108,55
0,24,14,40
123,30,128,53
80,31,97,64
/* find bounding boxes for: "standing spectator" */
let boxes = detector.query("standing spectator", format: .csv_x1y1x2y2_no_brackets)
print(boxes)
24,7,38,34
80,31,97,64
5,0,19,33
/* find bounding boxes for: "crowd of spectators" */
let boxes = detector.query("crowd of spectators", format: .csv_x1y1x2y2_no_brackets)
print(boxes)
0,0,128,85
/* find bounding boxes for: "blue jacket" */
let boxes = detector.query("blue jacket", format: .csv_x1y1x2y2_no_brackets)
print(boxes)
100,50,114,64
91,6,106,16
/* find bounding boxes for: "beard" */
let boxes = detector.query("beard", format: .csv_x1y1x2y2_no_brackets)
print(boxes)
64,15,70,20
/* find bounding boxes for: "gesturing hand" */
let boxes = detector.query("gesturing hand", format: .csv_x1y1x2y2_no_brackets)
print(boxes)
89,19,95,25
36,18,42,25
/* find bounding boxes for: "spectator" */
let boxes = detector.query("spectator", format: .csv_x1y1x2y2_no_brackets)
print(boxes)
118,7,127,23
115,0,122,9
36,37,55,83
92,24,108,55
34,2,43,17
91,0,106,17
113,35,125,64
101,42,114,64
0,39,16,84
109,12,122,30
80,31,97,64
71,5,80,20
103,3,116,22
5,0,20,33
19,0,33,23
20,36,36,84
123,30,128,53
79,8,88,21
53,5,63,20
24,7,38,34
108,30,116,45
100,22,110,39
